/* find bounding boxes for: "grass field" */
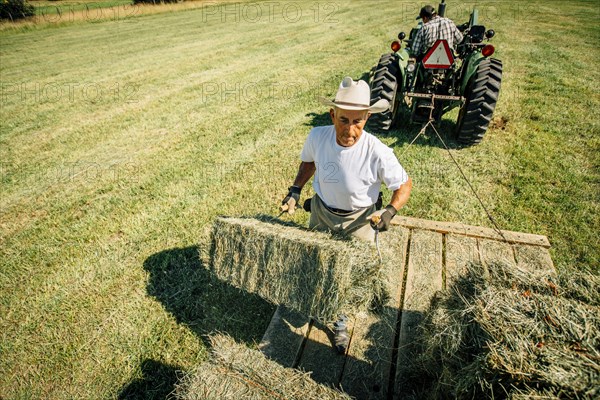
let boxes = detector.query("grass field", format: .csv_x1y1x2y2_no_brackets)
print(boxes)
1,0,599,398
30,0,131,15
1,0,239,30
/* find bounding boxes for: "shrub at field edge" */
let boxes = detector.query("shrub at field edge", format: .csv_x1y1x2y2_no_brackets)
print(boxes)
0,0,35,20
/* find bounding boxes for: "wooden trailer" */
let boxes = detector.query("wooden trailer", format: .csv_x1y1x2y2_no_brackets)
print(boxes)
259,216,554,400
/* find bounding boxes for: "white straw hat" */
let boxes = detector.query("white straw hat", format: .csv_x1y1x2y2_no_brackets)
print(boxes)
320,77,389,113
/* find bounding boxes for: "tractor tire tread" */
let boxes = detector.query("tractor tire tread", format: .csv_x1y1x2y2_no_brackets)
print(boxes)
455,58,502,145
369,53,401,133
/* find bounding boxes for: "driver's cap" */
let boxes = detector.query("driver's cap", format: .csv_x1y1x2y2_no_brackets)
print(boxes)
416,5,436,20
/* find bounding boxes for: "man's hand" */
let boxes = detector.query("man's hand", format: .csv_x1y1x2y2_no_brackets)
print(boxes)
369,205,397,231
281,185,301,214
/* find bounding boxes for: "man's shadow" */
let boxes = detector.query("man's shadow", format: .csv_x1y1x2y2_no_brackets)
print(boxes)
117,359,180,400
118,245,276,398
141,245,275,343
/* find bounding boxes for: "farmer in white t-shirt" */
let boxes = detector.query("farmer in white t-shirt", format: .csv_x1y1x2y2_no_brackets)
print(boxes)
281,77,413,354
282,76,412,242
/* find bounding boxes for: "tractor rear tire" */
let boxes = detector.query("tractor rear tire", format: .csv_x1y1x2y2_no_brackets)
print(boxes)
369,53,400,132
455,58,502,145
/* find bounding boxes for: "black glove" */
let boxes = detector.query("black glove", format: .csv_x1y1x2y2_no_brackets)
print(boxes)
370,205,397,231
282,185,301,207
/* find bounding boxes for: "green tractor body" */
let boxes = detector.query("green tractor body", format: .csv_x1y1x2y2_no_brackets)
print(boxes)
369,1,502,145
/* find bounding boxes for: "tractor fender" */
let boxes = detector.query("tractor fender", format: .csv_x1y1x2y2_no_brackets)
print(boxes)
459,51,485,95
395,48,411,92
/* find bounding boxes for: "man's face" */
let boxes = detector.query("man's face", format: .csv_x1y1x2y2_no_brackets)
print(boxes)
330,107,370,147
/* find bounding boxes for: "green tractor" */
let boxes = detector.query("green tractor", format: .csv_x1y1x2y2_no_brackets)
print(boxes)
369,0,502,145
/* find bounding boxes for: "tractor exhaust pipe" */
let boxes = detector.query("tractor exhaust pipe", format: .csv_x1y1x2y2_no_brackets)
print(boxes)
438,0,446,17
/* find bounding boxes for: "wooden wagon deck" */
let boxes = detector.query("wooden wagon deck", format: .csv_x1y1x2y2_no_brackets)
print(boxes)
258,216,554,400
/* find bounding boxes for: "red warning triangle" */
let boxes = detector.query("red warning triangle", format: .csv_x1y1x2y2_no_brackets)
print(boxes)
422,39,454,69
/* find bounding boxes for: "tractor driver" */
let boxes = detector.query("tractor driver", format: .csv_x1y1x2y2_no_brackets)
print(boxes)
411,5,463,57
281,76,412,243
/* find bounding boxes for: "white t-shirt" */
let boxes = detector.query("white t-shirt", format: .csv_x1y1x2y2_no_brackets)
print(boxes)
301,125,409,211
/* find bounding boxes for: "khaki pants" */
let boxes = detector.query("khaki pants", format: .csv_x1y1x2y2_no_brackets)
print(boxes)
309,195,377,243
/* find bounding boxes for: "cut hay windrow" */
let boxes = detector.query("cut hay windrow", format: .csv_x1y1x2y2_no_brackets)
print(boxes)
207,216,390,321
174,334,352,400
409,263,600,399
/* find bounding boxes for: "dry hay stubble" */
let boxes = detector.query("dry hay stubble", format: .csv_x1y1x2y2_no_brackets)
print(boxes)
411,262,600,399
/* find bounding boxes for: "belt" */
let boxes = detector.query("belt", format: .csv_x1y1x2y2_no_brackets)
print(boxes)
318,195,373,216
318,192,383,215
325,205,354,215
322,201,366,216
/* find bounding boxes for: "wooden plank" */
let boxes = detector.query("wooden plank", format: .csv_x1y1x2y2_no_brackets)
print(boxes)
296,318,349,386
391,215,550,248
445,234,481,287
339,312,385,398
259,305,310,368
395,229,443,398
340,227,409,399
478,238,517,280
514,244,556,273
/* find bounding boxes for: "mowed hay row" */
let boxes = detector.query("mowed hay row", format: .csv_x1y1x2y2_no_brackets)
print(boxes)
208,217,389,321
410,263,600,399
174,334,351,400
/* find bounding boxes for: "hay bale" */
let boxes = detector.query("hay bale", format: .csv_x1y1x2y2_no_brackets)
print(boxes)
409,263,600,399
174,334,352,400
207,217,389,321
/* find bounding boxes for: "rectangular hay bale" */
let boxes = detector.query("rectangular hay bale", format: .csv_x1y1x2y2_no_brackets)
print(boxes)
209,217,387,321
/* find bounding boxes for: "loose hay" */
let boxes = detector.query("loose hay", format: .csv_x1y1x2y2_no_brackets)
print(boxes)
410,263,600,399
207,216,390,321
174,334,351,400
